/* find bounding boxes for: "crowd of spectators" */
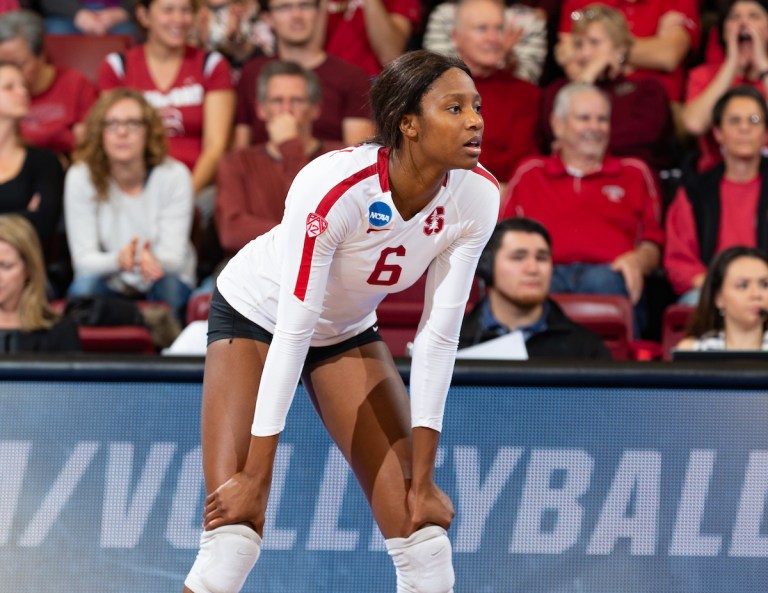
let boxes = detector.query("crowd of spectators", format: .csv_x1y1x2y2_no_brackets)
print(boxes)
1,0,767,357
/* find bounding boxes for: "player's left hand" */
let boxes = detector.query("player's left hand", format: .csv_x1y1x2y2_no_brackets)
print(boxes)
407,480,455,531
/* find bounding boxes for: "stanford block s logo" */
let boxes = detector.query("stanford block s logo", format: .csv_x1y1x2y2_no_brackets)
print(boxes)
424,206,445,236
306,212,328,238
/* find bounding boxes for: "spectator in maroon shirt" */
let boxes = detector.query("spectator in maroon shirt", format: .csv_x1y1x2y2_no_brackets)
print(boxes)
539,4,675,172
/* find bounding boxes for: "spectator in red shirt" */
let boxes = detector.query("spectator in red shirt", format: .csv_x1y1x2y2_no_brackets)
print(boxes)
0,10,98,157
666,86,768,304
233,0,373,150
217,60,343,256
539,4,674,172
98,0,235,214
324,0,421,77
452,0,539,183
501,82,663,313
555,0,700,103
683,0,768,171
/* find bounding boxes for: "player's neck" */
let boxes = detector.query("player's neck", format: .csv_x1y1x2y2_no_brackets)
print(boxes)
388,152,445,221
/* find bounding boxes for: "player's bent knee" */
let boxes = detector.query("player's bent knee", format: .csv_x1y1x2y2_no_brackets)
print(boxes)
385,525,455,593
184,524,262,593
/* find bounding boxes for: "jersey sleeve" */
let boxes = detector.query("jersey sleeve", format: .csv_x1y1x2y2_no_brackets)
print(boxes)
250,153,364,436
409,168,500,431
97,52,124,91
203,51,234,92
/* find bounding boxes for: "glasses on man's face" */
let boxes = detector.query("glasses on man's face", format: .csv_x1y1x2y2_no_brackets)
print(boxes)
102,118,146,133
270,1,317,14
266,96,310,109
723,113,764,127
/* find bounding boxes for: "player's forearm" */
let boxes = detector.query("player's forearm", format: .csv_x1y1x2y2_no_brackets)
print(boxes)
411,426,440,487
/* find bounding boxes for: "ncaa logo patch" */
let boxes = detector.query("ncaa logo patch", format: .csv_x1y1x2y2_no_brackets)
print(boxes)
368,201,393,227
306,212,328,237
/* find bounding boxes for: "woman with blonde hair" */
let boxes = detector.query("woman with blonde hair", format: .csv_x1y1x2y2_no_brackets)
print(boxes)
0,214,80,352
65,88,196,321
538,3,674,171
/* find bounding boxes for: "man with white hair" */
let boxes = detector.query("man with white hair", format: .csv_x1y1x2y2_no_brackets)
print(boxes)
501,82,663,318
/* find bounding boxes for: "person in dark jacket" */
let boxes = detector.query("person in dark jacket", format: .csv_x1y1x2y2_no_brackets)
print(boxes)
0,214,80,353
459,217,611,360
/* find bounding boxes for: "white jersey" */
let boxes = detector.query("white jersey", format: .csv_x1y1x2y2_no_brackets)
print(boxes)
218,143,499,436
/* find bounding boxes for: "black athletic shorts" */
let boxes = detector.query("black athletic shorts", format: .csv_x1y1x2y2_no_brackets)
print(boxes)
207,287,383,366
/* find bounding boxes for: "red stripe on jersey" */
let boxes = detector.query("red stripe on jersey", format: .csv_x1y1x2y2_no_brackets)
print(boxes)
293,162,380,301
472,165,500,189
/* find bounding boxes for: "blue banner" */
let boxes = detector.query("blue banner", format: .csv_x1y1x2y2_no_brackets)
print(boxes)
2,380,768,592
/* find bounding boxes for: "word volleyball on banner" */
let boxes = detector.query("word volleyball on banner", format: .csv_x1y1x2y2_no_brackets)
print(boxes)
1,382,768,592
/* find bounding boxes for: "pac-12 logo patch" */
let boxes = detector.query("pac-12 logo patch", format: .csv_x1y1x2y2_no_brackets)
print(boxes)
306,212,328,237
368,201,393,227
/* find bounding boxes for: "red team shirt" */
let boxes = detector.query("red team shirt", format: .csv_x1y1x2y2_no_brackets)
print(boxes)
325,0,422,77
21,66,98,154
217,143,499,435
98,45,233,171
502,154,663,265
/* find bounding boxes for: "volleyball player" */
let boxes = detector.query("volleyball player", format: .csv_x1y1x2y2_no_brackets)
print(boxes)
183,49,500,593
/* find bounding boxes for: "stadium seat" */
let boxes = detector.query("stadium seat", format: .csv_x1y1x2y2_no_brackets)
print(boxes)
186,292,212,325
77,326,156,354
661,304,695,361
50,299,158,354
376,274,481,357
44,34,134,83
550,293,637,361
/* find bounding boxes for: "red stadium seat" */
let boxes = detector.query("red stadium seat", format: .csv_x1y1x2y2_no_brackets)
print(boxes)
186,292,212,325
661,304,695,361
550,293,636,361
376,274,481,357
77,326,156,354
50,299,158,354
44,34,134,83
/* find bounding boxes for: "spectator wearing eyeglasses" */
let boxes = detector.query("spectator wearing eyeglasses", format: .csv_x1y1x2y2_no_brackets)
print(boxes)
233,0,373,150
64,88,197,321
666,86,768,305
216,60,343,258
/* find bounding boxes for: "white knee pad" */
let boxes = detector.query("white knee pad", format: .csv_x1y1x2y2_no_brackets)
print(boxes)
184,524,262,593
385,525,455,593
